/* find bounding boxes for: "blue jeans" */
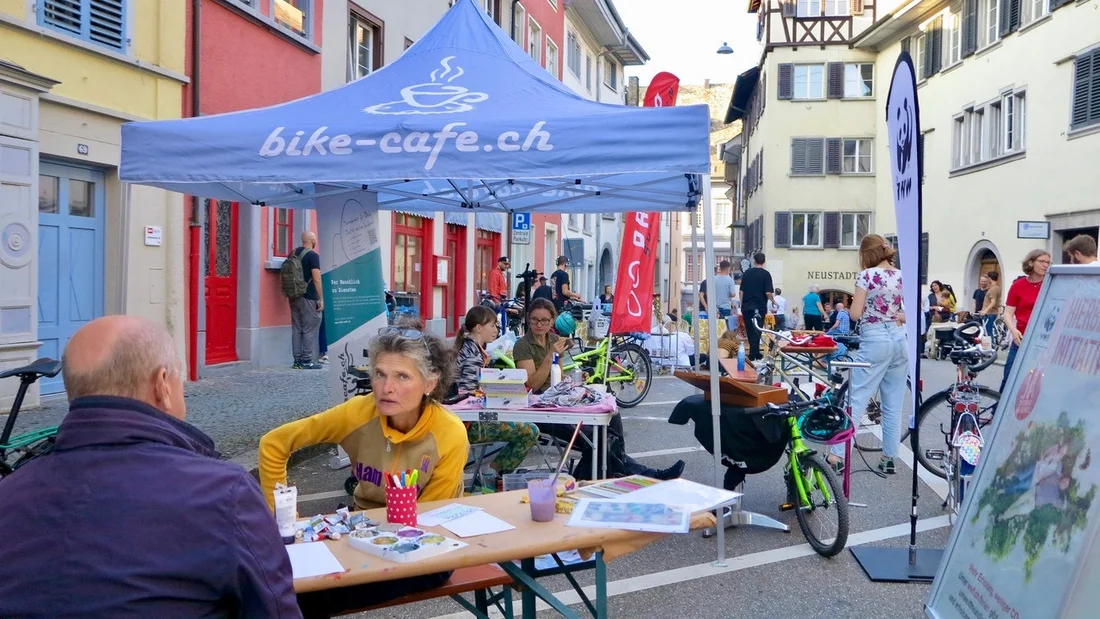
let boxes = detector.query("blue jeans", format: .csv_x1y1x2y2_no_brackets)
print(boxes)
824,341,848,364
999,343,1018,394
833,322,908,459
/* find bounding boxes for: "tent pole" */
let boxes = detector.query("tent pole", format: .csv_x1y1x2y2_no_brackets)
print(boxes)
701,182,727,566
691,223,700,373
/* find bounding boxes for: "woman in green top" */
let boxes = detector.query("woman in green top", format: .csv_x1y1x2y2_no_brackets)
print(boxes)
513,298,684,481
802,285,827,331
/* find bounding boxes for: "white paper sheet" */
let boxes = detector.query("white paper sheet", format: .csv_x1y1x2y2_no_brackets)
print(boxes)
441,510,515,538
616,478,742,513
417,503,483,527
285,542,346,579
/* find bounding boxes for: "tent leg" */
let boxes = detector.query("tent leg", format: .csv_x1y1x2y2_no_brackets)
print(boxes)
700,182,728,567
702,503,791,537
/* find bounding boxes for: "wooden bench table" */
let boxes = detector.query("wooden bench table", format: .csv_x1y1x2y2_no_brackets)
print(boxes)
294,489,716,618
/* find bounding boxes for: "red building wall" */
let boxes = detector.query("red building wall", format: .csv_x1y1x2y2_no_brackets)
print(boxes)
518,0,564,80
183,0,324,377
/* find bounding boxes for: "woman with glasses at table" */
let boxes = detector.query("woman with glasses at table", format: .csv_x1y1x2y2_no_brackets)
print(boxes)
454,305,540,474
259,324,468,617
514,298,685,481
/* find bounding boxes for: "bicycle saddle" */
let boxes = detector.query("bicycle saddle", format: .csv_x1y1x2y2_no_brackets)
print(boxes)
832,335,860,348
0,358,62,380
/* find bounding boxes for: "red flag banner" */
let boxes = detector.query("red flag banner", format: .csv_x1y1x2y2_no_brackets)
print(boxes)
608,73,680,334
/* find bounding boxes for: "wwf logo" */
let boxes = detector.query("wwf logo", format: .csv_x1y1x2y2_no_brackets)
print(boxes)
895,98,914,176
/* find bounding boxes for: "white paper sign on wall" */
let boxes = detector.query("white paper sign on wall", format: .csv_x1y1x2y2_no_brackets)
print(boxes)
144,226,163,247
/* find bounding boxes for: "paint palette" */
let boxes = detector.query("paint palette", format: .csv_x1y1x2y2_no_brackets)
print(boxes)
347,526,467,563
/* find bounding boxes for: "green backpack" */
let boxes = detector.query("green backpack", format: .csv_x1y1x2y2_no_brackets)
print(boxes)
280,248,309,300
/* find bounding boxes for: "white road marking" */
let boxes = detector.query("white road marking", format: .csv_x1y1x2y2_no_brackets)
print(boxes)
628,446,705,459
427,515,954,619
297,489,349,503
633,400,683,407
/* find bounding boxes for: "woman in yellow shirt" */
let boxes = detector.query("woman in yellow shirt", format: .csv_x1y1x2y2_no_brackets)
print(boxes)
260,326,468,617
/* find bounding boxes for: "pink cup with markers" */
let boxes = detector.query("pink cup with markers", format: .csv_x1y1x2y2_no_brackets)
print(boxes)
527,479,556,522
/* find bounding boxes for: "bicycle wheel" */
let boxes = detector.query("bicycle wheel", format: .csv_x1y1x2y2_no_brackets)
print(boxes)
834,377,917,452
788,454,849,557
911,387,1000,479
992,319,1011,351
605,343,652,408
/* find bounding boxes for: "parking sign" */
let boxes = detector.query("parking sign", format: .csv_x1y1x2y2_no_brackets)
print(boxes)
512,212,531,245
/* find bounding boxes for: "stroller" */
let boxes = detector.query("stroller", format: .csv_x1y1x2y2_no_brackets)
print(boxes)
668,394,790,490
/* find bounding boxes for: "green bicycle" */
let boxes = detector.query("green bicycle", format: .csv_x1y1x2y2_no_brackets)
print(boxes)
740,397,850,557
562,333,652,408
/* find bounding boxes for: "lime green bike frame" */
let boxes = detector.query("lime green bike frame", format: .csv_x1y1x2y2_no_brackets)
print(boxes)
785,414,834,508
561,335,637,387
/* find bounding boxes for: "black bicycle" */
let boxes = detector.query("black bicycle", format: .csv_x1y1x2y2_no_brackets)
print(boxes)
1,358,63,478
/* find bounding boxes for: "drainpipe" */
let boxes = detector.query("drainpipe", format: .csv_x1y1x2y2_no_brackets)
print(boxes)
188,0,202,381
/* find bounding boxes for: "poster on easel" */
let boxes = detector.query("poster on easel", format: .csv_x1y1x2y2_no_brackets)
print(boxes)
315,188,389,405
926,266,1100,619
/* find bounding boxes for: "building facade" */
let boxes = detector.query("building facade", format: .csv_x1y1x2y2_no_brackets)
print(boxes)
0,0,187,405
727,0,889,311
855,0,1100,304
185,0,325,379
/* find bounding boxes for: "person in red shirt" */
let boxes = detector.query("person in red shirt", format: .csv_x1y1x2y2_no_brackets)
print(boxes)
488,256,510,304
999,249,1051,393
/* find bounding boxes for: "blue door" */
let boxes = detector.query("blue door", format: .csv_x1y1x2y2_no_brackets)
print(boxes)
37,163,105,395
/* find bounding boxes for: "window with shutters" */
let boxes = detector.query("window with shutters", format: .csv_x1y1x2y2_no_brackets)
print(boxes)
603,58,619,91
1071,49,1100,131
970,107,984,163
567,31,581,77
38,0,127,51
1021,0,1048,25
791,213,822,248
797,0,822,17
528,18,542,63
793,65,826,99
952,89,1026,171
715,200,733,228
982,0,1000,46
840,213,870,249
546,39,559,78
842,138,873,174
824,0,849,16
733,228,746,256
274,0,311,39
844,64,874,98
947,9,962,66
585,55,593,90
952,115,967,168
791,138,825,175
513,3,526,44
916,34,928,79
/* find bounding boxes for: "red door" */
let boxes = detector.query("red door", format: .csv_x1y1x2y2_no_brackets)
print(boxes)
444,224,467,335
204,199,238,365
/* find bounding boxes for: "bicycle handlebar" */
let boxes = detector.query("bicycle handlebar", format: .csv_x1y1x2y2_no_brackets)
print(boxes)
739,397,829,417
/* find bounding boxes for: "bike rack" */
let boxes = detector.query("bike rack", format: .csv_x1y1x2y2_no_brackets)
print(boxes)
829,360,873,509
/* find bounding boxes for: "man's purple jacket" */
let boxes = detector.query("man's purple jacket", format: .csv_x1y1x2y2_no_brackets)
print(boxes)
0,396,302,618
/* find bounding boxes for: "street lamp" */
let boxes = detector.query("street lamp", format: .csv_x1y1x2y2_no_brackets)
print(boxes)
716,42,733,55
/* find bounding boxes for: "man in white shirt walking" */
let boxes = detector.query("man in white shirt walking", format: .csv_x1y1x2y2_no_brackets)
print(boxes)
770,288,788,331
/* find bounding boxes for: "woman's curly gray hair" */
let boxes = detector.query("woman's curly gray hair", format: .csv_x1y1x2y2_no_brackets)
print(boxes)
368,328,456,401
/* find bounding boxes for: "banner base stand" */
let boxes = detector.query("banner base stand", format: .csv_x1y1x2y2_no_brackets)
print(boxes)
850,546,943,583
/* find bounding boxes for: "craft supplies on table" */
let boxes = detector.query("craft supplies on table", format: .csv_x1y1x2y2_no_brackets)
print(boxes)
417,503,483,527
527,479,557,522
612,478,742,514
575,475,661,499
274,483,298,544
347,526,467,563
566,500,692,534
479,368,529,408
385,468,420,527
440,510,516,538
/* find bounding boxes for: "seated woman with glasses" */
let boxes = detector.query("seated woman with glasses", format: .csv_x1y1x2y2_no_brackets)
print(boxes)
259,325,467,617
454,306,539,474
514,298,685,481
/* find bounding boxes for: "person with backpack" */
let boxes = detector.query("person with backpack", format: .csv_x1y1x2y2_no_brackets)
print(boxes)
281,231,324,370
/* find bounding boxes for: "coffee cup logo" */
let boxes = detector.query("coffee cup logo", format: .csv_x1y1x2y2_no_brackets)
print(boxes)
365,56,488,115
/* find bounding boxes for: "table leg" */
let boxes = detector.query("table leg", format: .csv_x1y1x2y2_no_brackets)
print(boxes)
591,424,599,481
601,425,608,479
498,559,583,619
595,551,608,619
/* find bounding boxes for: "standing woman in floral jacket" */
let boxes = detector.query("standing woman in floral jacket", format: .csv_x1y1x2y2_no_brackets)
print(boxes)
454,306,539,474
828,234,909,476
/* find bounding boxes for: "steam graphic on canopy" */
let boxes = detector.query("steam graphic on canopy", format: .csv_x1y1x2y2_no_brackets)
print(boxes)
363,56,489,115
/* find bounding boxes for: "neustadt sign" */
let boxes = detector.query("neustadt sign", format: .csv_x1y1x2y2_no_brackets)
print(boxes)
806,271,859,281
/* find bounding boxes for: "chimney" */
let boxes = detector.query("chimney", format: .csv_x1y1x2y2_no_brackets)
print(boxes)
704,78,711,89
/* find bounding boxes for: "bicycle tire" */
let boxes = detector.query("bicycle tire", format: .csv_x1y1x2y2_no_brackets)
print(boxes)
789,454,849,557
911,386,1000,479
606,343,652,408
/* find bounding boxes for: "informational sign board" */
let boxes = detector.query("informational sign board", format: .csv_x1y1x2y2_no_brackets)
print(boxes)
926,265,1100,619
316,188,389,405
512,212,531,245
1017,221,1051,240
144,226,163,246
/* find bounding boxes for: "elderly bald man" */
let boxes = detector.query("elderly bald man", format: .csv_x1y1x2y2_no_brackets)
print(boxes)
0,316,301,619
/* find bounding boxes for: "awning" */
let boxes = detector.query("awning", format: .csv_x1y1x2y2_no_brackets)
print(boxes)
724,66,760,124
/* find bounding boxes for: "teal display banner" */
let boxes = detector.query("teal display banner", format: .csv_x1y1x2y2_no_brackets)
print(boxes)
317,190,388,404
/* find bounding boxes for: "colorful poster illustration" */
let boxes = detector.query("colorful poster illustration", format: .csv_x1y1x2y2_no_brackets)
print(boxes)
316,189,388,404
927,270,1100,619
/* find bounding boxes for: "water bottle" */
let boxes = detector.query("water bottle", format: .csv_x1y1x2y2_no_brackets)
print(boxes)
551,353,562,386
737,342,746,372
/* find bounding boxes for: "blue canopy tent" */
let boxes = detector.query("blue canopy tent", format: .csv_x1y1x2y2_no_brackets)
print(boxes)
119,0,739,562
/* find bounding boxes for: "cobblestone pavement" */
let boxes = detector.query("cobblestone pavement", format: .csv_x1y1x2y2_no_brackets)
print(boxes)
5,365,330,468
